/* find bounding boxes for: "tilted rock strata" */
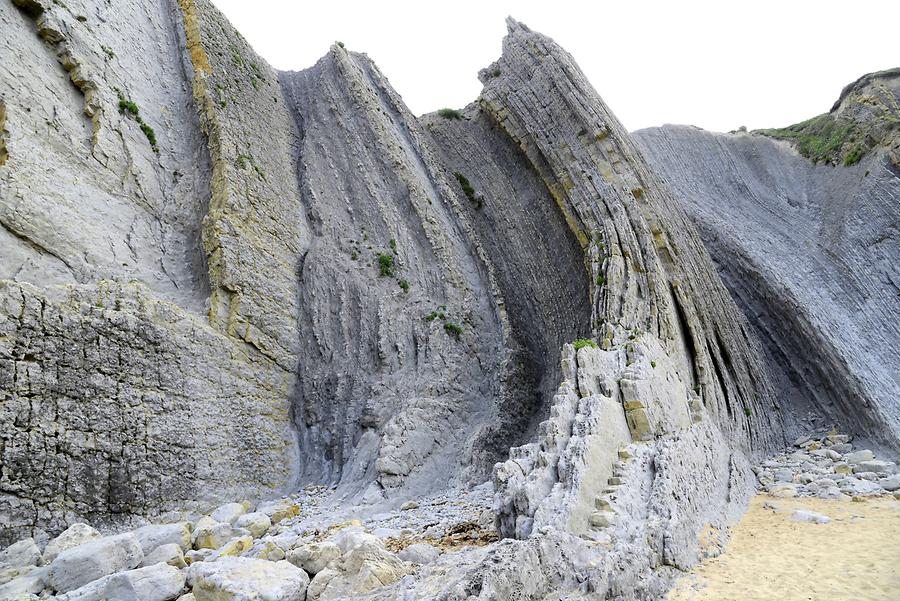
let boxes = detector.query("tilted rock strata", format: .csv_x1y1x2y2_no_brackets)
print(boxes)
636,77,900,454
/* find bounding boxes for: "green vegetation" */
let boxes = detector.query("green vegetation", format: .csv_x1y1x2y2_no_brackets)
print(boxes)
101,45,115,59
118,99,139,117
755,114,860,166
596,274,606,286
490,68,502,78
235,153,265,179
650,360,656,369
377,253,395,277
116,91,157,152
389,238,397,252
437,108,462,120
744,407,752,418
453,172,483,208
444,322,463,339
398,279,410,292
573,338,598,350
843,146,863,166
336,41,345,48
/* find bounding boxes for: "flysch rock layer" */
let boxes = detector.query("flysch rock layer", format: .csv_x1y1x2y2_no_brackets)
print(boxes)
635,71,900,455
1,1,897,599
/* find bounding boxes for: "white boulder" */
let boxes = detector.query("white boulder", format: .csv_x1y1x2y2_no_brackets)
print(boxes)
190,557,309,601
48,533,143,593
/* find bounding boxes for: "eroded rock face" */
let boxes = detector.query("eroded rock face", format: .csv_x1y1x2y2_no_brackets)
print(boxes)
1,0,896,599
0,281,297,545
635,72,900,454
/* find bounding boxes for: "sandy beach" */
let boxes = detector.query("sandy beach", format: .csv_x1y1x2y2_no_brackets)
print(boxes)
668,494,900,601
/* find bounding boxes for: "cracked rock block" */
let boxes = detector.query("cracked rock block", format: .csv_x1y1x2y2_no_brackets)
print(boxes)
0,281,296,546
48,532,143,593
190,557,309,601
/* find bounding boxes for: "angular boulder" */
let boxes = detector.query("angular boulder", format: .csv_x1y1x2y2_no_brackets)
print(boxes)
42,523,101,563
190,557,309,601
48,533,143,593
134,523,193,554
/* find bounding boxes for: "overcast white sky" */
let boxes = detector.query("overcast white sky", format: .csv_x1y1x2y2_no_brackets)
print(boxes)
210,0,899,133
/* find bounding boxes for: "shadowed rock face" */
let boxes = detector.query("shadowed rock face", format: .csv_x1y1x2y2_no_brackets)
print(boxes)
635,71,900,454
1,2,896,597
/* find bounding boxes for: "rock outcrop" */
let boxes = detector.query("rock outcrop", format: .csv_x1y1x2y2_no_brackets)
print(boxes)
636,69,900,455
1,0,897,599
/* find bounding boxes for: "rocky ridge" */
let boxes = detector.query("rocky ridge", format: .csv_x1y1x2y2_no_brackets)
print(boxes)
1,0,898,599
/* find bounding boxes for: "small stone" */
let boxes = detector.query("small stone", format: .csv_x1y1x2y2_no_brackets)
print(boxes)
608,476,624,486
844,449,875,464
774,468,794,482
140,543,186,568
617,447,632,460
854,460,897,475
793,435,810,447
211,502,250,525
246,541,285,562
190,557,309,600
400,501,419,511
194,519,247,550
257,499,301,525
879,474,900,491
769,483,798,498
235,512,272,538
184,548,213,565
589,511,614,527
397,543,440,565
595,497,612,511
829,443,852,453
790,510,830,524
286,542,342,575
834,463,853,475
208,535,254,560
826,434,850,445
42,523,101,563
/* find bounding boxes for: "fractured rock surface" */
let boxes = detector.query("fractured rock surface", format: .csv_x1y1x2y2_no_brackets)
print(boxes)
0,0,897,599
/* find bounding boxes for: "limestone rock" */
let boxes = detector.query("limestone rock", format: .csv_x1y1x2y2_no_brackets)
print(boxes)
134,523,193,554
193,519,247,550
285,542,341,575
0,538,41,569
42,524,101,564
190,557,309,601
397,543,440,565
211,503,249,526
234,513,271,538
140,543,186,569
256,500,300,525
48,533,143,593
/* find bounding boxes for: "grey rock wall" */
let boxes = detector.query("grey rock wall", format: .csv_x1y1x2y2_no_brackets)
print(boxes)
0,280,297,547
636,116,900,455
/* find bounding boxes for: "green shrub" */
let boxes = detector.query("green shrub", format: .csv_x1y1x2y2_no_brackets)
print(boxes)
596,274,606,286
139,122,157,147
377,253,394,277
453,172,482,207
118,99,139,117
438,108,462,120
444,322,463,339
744,407,752,417
398,279,410,292
650,360,656,369
843,146,863,166
573,338,598,350
389,238,397,251
490,68,502,78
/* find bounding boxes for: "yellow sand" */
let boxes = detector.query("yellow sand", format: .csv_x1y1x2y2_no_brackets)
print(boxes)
668,495,900,601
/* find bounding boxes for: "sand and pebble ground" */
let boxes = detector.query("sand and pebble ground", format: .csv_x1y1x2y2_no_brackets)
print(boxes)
669,432,900,601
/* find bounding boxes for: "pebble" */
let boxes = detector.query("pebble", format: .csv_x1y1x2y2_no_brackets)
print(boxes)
756,433,897,499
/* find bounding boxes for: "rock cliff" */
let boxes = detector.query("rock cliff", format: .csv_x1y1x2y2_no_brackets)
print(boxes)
0,1,897,599
636,69,900,455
